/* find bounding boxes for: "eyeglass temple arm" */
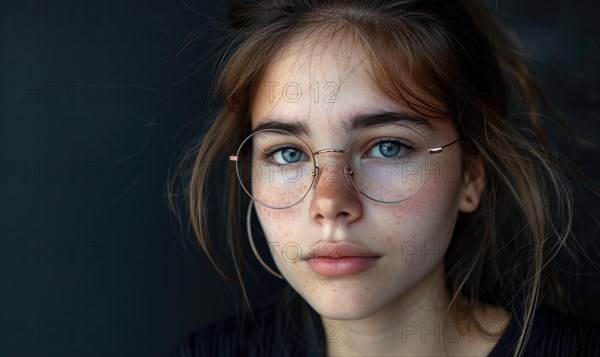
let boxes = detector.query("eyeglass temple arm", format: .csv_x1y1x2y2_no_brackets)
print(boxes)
428,138,461,154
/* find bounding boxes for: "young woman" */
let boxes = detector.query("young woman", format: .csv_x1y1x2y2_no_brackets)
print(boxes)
171,0,600,356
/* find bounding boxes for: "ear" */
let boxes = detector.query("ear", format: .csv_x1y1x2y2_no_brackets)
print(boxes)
458,155,485,213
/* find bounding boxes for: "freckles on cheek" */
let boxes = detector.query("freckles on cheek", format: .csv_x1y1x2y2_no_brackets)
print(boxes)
378,208,449,269
379,185,456,248
252,185,306,211
255,205,302,242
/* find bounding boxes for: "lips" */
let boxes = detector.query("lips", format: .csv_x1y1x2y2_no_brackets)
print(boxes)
303,241,381,260
302,242,382,277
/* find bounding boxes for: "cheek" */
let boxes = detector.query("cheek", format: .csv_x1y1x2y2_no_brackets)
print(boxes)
252,184,310,210
255,204,305,243
384,204,449,247
255,204,314,272
375,175,462,259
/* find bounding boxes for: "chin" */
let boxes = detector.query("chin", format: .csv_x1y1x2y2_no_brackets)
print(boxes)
296,283,395,321
312,298,390,321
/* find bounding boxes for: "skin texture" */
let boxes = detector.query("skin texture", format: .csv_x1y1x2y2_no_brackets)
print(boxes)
249,34,505,356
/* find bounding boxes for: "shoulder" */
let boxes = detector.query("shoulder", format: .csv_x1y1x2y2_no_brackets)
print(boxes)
491,305,600,357
530,305,600,355
171,303,278,357
171,289,326,357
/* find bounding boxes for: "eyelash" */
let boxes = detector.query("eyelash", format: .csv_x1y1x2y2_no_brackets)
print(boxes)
261,145,308,165
364,137,416,158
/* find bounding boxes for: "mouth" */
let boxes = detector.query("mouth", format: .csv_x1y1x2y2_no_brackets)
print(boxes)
303,242,381,277
307,256,380,277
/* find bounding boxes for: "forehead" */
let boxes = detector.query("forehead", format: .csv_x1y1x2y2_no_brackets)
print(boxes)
250,33,405,129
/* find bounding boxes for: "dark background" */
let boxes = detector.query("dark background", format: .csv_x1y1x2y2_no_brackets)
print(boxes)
1,1,599,356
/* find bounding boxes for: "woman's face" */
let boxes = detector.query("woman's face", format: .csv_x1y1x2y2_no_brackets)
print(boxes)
250,36,483,320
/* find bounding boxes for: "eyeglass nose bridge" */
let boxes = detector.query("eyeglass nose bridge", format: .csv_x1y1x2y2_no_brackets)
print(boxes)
311,148,355,191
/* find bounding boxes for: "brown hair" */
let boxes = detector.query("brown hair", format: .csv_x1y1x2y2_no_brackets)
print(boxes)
168,1,584,355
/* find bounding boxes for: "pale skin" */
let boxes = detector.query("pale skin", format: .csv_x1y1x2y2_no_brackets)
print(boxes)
250,33,510,356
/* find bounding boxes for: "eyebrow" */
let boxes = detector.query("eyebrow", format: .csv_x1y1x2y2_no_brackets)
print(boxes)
251,120,311,136
251,111,433,136
345,112,433,131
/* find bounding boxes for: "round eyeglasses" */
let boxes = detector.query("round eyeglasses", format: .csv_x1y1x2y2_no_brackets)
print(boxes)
230,123,460,209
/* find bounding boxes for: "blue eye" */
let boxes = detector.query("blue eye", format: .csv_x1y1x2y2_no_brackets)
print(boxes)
368,140,407,158
272,147,308,164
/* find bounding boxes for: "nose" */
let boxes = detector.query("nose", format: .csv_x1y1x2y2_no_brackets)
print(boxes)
309,151,362,225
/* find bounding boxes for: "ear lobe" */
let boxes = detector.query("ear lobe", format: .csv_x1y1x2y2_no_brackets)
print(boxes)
458,156,485,213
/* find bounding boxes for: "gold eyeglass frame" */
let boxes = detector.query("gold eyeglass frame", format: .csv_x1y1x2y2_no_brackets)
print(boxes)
230,123,460,209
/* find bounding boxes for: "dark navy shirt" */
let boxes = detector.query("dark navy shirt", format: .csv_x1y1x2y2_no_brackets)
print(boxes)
173,290,600,356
